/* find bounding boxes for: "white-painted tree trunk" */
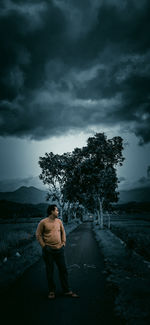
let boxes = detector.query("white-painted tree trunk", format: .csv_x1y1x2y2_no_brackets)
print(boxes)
107,211,111,229
98,196,104,229
59,205,63,220
97,208,101,225
67,203,71,223
73,210,77,221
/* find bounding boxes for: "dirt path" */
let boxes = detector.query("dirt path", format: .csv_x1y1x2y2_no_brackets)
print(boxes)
0,222,122,325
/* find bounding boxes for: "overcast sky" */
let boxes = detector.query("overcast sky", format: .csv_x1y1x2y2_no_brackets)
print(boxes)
0,0,150,191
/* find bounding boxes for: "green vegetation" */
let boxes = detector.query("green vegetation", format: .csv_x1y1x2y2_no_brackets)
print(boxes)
108,212,150,262
39,132,124,228
0,221,39,259
0,200,48,220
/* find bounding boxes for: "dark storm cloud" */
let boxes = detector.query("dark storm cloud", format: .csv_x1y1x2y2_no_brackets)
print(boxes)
0,0,150,143
137,176,150,188
119,177,126,183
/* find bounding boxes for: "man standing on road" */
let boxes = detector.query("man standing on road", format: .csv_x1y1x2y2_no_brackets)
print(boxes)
36,204,79,299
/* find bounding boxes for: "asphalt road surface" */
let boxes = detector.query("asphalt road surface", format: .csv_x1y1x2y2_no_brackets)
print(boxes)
0,222,122,325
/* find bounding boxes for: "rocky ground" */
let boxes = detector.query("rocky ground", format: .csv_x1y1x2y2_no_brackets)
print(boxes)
93,223,150,325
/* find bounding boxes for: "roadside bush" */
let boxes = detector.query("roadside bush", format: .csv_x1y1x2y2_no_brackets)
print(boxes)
0,224,37,260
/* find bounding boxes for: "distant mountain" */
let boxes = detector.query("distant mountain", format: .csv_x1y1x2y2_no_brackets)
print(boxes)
119,186,150,203
0,176,46,192
0,186,48,204
0,184,149,205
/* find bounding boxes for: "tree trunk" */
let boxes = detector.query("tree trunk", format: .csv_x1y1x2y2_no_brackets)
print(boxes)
67,203,71,223
97,208,101,226
73,209,77,221
59,205,63,220
107,211,111,229
98,196,104,229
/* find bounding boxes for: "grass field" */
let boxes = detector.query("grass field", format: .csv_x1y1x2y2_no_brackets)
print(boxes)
1,211,150,263
0,218,41,259
107,212,150,262
0,218,81,291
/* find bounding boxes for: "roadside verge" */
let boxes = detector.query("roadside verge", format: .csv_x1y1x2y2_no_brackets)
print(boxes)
93,223,150,325
0,221,81,293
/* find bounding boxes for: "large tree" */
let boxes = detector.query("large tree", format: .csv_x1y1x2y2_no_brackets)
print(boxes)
39,133,124,226
63,133,124,227
38,152,70,219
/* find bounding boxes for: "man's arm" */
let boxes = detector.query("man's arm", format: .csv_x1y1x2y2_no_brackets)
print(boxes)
60,221,66,246
36,220,45,248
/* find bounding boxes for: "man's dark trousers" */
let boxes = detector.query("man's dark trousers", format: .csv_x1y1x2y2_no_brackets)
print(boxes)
42,245,70,293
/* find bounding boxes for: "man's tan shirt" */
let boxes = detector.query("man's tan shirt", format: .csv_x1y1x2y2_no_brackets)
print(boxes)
36,217,66,249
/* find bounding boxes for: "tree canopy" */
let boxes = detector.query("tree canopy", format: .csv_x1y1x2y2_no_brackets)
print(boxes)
39,132,125,226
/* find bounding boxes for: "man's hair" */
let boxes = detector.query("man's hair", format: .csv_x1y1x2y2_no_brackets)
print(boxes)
47,204,57,216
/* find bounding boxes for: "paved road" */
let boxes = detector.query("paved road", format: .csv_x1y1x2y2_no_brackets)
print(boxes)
0,222,122,325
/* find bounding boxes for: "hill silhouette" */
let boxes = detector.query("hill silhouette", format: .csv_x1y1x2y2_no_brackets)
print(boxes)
119,186,150,203
0,186,47,204
0,185,149,207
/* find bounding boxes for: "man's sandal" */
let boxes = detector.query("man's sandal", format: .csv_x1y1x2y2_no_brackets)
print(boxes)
48,292,55,299
64,291,79,298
